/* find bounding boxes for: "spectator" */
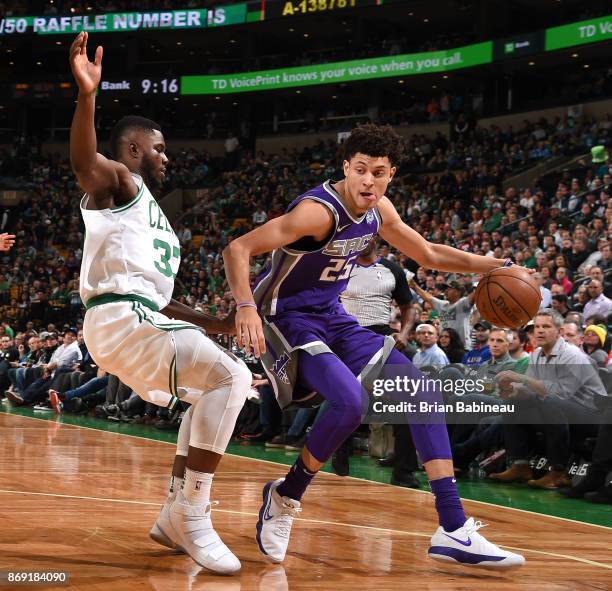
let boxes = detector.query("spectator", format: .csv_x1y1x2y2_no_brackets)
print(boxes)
252,206,268,226
7,329,82,406
438,328,465,363
583,279,612,321
552,267,573,295
413,323,449,368
462,320,492,367
582,325,608,368
551,294,571,318
490,311,606,489
533,273,552,310
411,279,475,349
508,329,530,372
561,321,583,348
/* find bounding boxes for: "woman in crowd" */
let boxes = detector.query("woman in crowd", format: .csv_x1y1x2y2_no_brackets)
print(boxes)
582,324,609,368
439,328,466,363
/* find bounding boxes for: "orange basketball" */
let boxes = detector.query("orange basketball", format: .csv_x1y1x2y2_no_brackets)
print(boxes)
474,266,542,329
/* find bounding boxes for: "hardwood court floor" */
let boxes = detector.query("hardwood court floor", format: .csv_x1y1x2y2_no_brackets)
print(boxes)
1,413,611,591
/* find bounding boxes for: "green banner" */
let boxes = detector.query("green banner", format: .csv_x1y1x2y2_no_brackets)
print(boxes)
545,14,612,51
0,4,247,35
182,42,492,95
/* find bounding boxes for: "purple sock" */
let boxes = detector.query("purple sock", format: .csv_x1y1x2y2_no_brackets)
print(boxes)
429,476,467,532
276,456,316,501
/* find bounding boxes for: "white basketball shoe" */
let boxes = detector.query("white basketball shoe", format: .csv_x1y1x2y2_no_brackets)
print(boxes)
428,517,525,568
255,478,301,563
149,495,181,551
167,496,241,575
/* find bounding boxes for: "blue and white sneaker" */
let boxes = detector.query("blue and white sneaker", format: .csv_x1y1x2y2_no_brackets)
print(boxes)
256,478,301,563
428,517,525,568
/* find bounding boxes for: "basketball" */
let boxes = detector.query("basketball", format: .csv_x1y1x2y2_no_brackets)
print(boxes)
474,266,542,329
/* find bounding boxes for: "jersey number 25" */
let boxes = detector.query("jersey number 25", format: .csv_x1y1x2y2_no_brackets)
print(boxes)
319,257,355,282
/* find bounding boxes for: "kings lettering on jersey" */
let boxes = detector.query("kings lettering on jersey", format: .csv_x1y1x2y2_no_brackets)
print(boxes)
254,180,380,317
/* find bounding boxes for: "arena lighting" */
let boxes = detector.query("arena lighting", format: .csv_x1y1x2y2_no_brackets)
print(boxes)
571,53,578,57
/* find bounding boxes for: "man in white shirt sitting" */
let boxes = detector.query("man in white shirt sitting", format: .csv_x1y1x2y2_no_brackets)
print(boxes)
413,323,449,369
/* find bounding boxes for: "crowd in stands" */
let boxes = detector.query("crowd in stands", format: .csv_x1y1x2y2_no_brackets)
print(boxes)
0,111,611,502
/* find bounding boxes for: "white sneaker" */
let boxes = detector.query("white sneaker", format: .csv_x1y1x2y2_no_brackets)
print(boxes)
149,496,182,551
255,478,301,563
167,497,241,575
428,517,525,568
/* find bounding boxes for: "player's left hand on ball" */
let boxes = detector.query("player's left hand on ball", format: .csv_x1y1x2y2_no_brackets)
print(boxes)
0,233,16,251
235,307,266,358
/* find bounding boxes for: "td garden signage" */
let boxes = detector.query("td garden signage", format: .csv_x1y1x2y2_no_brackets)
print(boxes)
0,5,247,34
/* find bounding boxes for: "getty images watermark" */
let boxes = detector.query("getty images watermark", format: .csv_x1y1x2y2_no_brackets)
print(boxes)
370,375,516,416
362,361,610,425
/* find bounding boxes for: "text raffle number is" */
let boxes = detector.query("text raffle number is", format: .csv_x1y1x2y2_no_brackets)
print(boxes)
149,200,179,278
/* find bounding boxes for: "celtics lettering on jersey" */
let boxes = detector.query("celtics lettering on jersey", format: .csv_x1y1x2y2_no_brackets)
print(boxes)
149,200,180,279
79,174,180,310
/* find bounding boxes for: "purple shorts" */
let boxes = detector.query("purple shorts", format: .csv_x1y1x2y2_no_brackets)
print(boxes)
261,306,395,409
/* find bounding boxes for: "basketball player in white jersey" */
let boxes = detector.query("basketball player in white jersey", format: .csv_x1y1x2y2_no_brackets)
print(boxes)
69,32,251,575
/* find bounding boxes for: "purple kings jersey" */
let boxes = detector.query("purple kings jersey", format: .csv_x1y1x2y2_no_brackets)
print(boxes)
254,180,381,316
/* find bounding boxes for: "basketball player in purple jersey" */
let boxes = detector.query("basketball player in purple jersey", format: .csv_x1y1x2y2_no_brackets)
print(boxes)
223,124,525,568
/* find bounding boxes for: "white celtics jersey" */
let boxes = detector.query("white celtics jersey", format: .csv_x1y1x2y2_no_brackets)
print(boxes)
79,174,180,310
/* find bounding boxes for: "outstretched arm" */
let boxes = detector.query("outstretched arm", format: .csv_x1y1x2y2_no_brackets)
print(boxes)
378,197,505,273
69,32,136,208
409,279,434,304
223,200,334,357
160,298,235,335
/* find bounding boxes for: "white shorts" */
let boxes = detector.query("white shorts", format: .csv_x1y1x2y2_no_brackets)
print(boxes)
84,299,236,408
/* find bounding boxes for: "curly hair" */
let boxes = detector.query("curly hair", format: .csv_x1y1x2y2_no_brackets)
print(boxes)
340,123,404,167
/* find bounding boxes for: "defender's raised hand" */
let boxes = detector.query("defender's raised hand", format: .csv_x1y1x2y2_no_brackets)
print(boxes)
70,31,103,95
0,233,15,251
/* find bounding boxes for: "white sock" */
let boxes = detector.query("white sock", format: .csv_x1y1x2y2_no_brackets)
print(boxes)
168,475,183,499
180,468,213,506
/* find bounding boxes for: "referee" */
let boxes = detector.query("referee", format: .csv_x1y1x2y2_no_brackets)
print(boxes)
336,237,420,488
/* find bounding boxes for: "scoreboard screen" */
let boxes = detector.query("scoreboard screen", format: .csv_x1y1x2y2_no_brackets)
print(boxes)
265,0,383,19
